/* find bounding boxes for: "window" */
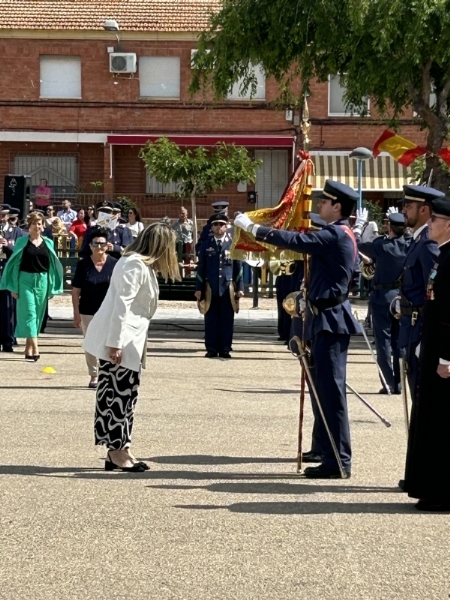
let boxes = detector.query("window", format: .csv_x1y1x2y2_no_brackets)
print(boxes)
328,75,369,116
12,153,79,195
146,174,180,195
228,64,265,100
139,57,180,98
255,150,288,208
40,56,81,99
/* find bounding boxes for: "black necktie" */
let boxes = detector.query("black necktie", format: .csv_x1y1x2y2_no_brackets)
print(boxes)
217,240,222,252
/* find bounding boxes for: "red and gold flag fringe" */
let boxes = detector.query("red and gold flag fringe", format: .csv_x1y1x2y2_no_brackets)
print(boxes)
231,152,314,260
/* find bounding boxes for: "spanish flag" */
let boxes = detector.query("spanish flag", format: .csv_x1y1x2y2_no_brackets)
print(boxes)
373,130,427,166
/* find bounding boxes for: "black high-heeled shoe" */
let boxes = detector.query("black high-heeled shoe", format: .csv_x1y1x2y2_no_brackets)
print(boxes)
25,354,34,362
105,453,147,472
33,355,40,362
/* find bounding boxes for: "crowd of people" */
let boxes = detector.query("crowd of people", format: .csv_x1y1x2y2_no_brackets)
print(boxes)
1,182,449,511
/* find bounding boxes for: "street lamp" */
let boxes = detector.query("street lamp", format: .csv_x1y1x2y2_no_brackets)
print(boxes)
103,19,121,51
349,147,373,210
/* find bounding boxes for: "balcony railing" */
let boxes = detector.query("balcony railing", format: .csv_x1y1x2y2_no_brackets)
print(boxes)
27,192,215,220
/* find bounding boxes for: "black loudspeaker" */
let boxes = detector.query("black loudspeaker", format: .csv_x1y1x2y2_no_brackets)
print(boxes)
3,175,31,218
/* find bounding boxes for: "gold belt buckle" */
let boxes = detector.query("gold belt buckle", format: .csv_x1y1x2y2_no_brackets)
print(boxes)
411,310,418,326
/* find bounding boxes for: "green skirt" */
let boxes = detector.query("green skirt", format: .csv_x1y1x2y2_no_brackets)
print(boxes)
16,271,49,338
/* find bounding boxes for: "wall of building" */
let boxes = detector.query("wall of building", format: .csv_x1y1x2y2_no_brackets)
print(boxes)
0,36,428,213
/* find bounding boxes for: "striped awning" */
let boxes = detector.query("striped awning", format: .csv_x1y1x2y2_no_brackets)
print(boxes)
311,152,411,191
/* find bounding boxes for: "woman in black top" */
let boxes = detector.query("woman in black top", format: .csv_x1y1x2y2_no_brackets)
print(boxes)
71,227,117,388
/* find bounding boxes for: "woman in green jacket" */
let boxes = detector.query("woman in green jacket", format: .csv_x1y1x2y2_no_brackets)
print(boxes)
0,211,63,361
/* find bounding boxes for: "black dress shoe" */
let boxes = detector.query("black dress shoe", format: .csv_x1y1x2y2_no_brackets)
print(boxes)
134,461,150,471
105,454,147,472
303,464,351,479
416,499,450,512
219,352,232,359
398,479,407,492
1,346,13,352
378,387,392,395
302,451,322,463
205,351,218,358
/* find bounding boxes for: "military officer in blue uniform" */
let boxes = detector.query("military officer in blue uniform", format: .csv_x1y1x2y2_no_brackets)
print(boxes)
0,204,24,351
396,184,444,398
354,209,409,394
235,180,360,478
195,201,229,254
79,201,132,259
195,214,244,359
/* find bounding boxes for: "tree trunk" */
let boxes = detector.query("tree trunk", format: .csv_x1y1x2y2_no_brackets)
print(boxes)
424,120,450,193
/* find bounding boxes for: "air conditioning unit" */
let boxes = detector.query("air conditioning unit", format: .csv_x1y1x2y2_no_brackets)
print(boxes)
109,53,137,74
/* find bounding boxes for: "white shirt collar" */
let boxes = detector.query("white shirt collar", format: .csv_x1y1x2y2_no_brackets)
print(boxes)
413,223,428,240
214,235,227,243
439,238,450,248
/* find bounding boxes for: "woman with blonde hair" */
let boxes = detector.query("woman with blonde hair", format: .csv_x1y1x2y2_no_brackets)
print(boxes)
0,211,63,360
83,222,180,472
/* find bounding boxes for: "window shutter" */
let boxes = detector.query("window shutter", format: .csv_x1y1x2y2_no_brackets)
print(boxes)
40,56,81,99
139,57,180,98
228,64,265,100
146,174,180,194
255,150,288,208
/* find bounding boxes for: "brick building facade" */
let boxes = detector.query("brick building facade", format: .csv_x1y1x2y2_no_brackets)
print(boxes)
0,1,426,220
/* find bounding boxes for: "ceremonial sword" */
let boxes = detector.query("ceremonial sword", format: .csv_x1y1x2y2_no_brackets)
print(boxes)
291,336,348,479
354,310,392,395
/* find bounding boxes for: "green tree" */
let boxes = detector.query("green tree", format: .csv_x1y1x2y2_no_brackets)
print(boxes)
362,199,384,229
191,0,450,191
139,137,261,242
115,196,136,217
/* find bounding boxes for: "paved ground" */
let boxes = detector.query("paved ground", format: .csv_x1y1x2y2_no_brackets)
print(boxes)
0,323,447,600
48,294,369,332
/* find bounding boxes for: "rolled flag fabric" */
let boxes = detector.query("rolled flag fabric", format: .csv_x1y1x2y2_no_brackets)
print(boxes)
230,151,313,260
372,130,427,166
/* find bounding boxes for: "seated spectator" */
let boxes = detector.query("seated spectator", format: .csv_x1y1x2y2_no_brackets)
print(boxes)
126,207,144,239
70,208,88,248
45,205,57,228
57,199,77,231
85,205,97,227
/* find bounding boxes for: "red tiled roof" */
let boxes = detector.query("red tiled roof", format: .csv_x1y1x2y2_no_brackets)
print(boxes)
0,0,221,31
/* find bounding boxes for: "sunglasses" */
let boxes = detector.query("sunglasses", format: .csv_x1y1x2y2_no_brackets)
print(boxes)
91,241,108,247
430,213,450,222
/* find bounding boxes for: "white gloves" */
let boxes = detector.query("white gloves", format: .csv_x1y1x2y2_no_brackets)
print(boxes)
234,212,255,232
386,206,398,216
355,208,369,231
298,297,306,315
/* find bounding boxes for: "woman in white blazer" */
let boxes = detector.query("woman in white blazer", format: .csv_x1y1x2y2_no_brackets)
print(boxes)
83,223,180,472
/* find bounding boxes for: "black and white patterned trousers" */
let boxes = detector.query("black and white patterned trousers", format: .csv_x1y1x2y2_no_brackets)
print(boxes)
94,360,141,450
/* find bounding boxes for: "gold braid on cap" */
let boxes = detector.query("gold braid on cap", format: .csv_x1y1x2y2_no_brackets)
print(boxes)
404,195,426,202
